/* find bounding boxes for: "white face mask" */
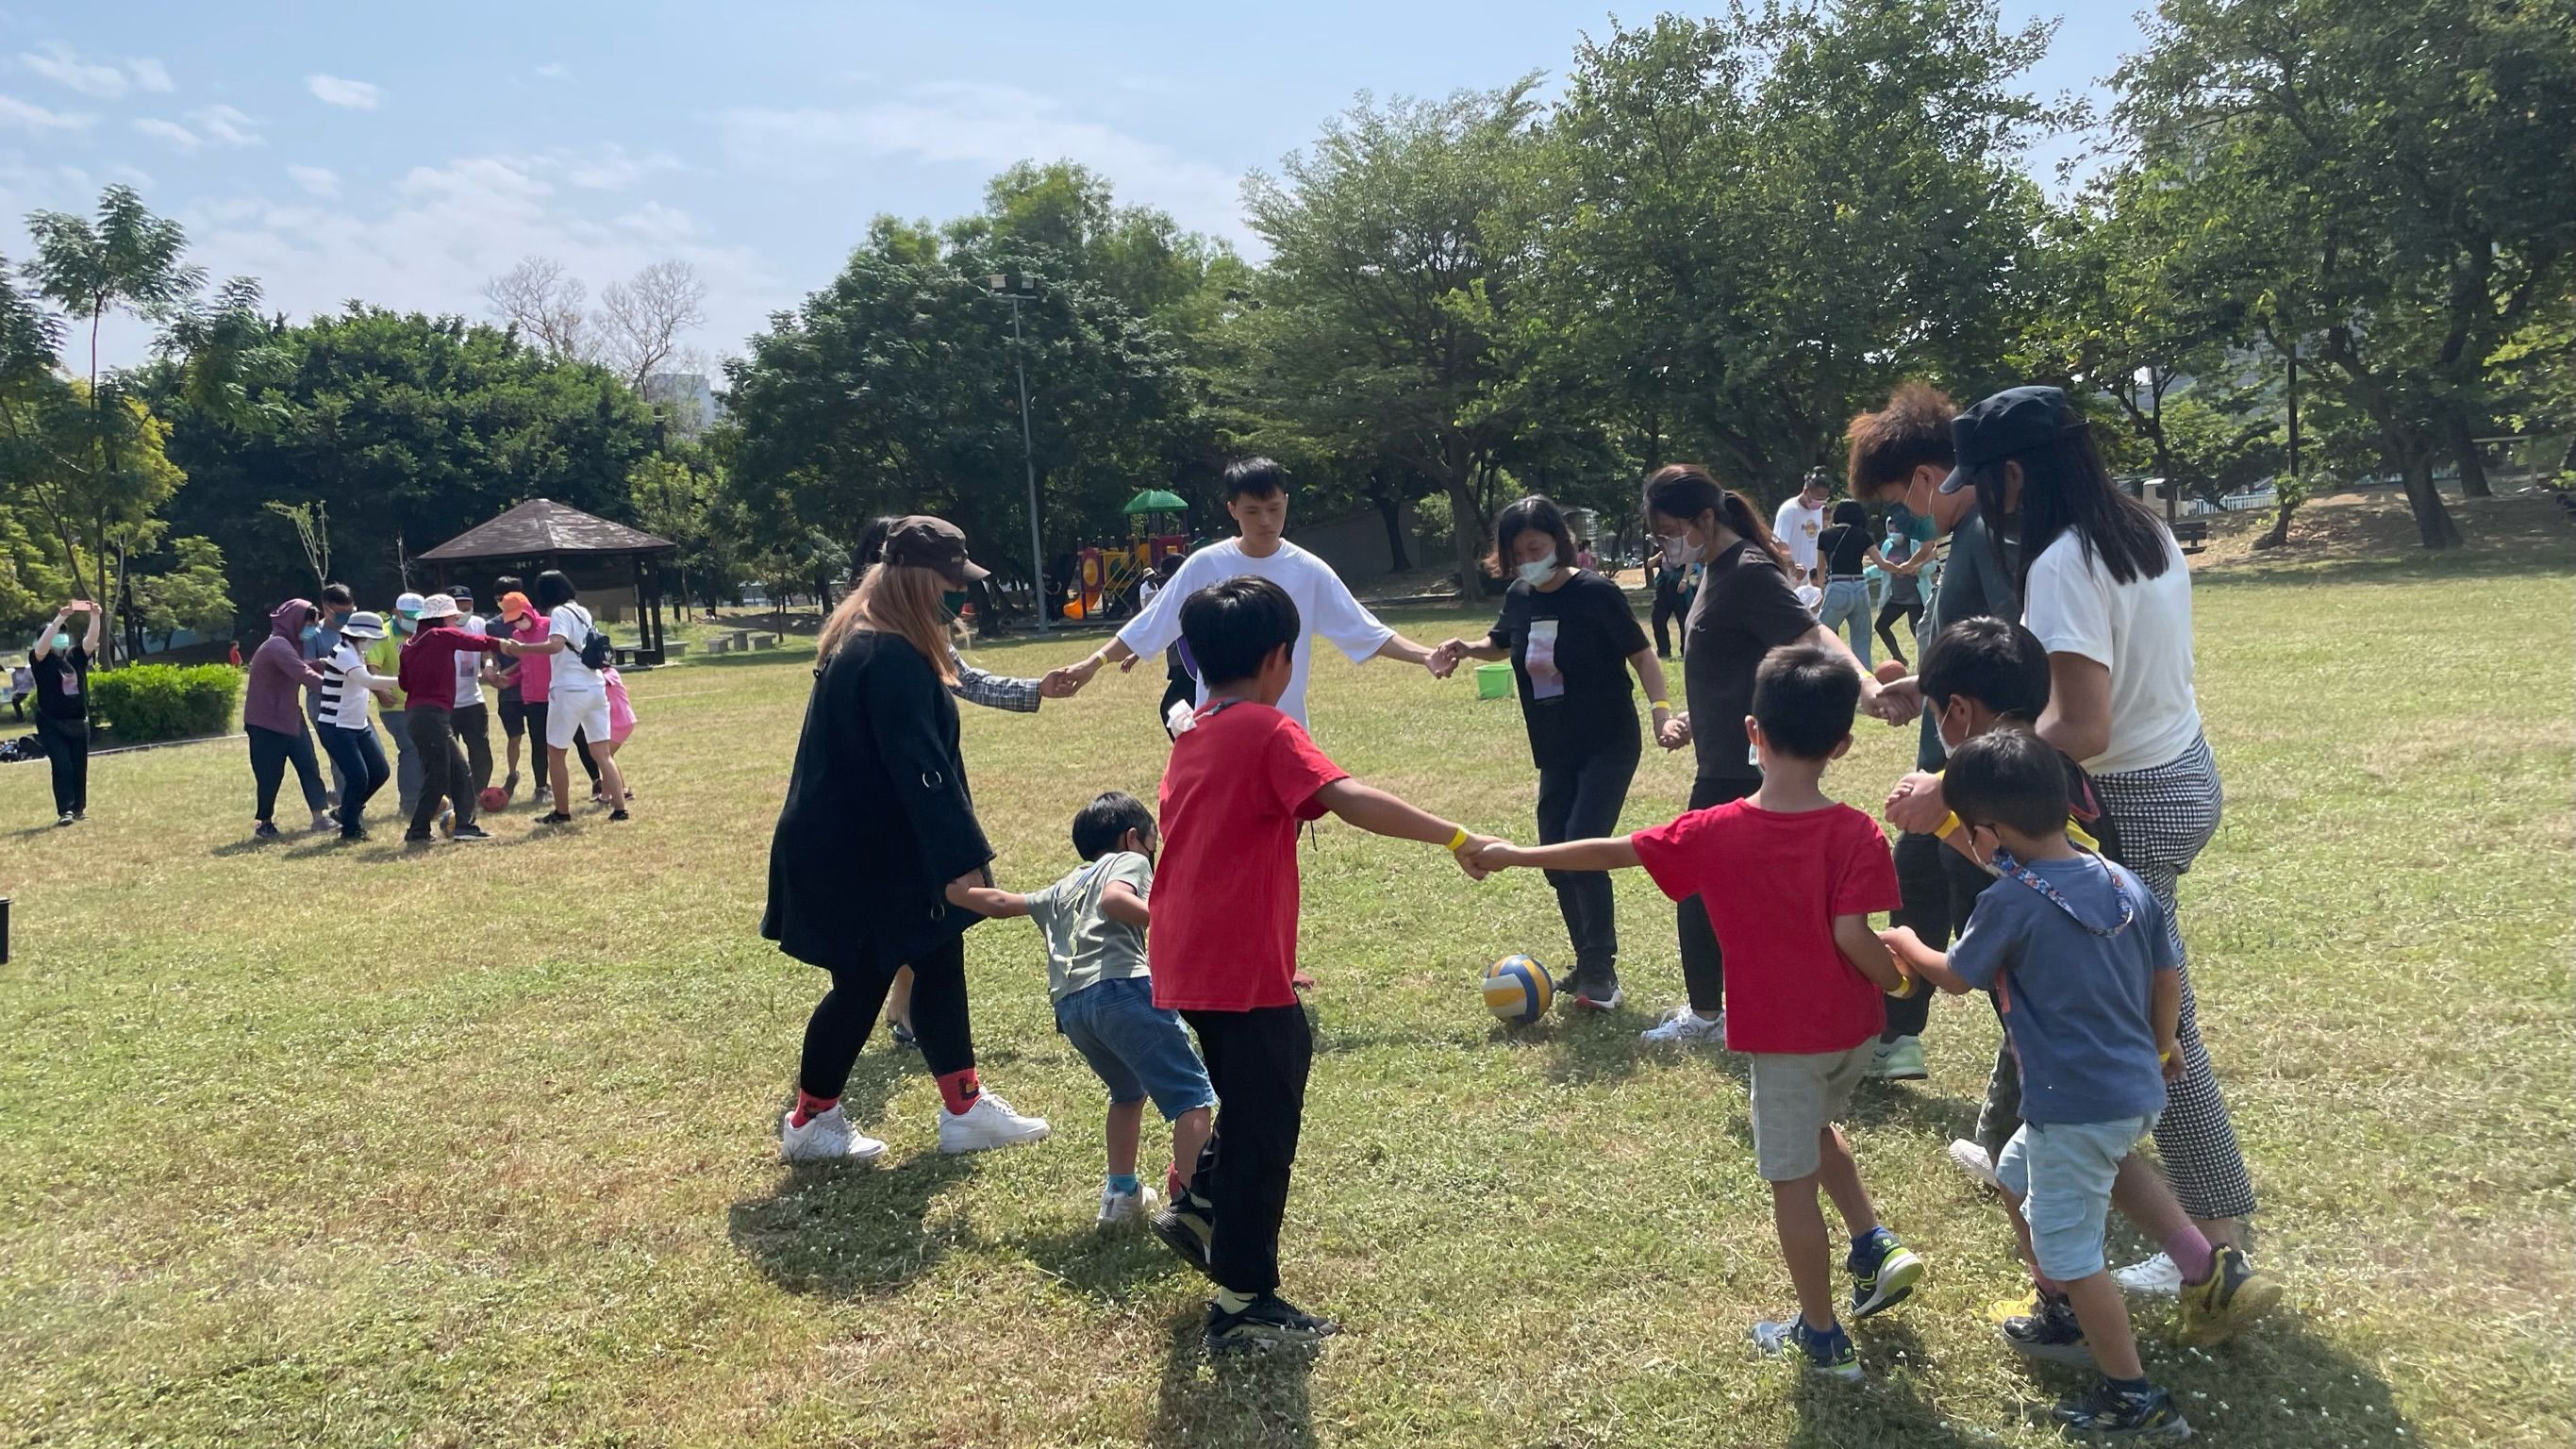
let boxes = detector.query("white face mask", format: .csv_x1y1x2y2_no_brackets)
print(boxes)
1659,532,1699,569
1515,557,1558,587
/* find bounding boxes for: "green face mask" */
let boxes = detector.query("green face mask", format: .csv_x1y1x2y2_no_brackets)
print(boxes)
53,634,72,653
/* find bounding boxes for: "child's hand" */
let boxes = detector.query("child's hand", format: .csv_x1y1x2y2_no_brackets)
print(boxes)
1453,832,1502,880
1290,968,1318,992
1884,771,1947,835
1468,838,1521,872
1877,924,1924,962
2159,1040,2184,1081
943,868,987,908
1656,713,1691,750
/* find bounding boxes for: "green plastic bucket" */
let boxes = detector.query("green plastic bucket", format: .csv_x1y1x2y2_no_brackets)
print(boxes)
1475,661,1514,700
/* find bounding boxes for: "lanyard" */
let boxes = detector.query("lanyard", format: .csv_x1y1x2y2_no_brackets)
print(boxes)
1990,848,2136,938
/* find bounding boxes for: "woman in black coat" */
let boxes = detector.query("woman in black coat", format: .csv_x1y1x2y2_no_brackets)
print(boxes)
764,516,1051,1162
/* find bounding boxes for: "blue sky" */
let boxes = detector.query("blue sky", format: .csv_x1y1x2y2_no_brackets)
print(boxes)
0,2,2145,371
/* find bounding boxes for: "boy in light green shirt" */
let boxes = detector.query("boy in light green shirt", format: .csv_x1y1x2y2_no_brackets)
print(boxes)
948,791,1217,1226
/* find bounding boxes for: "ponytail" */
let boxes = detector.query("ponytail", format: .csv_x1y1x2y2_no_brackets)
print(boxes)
1644,464,1792,576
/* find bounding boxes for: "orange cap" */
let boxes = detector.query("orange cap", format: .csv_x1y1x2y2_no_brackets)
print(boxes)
499,591,533,621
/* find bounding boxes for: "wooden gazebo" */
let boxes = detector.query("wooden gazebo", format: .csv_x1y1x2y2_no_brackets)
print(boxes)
418,499,677,666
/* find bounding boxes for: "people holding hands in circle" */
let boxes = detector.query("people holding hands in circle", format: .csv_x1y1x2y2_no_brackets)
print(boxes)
1430,495,1676,1010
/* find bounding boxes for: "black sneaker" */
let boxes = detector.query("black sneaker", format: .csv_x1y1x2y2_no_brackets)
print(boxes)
403,830,435,844
452,823,493,841
535,811,573,825
608,808,630,822
1150,1195,1217,1280
253,822,281,840
1571,965,1623,1011
2052,1377,2191,1440
1999,1291,2094,1366
340,827,370,842
1205,1293,1339,1356
889,1020,920,1051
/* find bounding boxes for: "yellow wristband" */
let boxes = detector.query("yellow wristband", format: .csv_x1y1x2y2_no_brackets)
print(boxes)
1651,699,1671,711
1443,826,1469,853
1935,810,1962,840
1890,970,1918,999
2159,1049,2174,1065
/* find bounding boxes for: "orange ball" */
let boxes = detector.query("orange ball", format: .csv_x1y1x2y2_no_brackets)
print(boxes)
1874,659,1908,684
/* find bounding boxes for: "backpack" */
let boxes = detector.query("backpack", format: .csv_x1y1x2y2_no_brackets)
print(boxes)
566,606,615,671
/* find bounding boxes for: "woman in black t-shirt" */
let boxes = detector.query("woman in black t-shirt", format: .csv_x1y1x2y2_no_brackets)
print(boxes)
1814,500,1907,672
28,600,100,825
1637,466,1903,1043
1436,496,1676,1009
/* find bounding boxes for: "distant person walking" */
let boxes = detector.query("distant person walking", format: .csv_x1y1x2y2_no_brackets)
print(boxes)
27,600,99,825
371,594,424,819
1773,468,1833,588
498,571,632,824
245,598,336,839
315,611,398,840
396,592,507,843
447,586,496,803
305,583,357,802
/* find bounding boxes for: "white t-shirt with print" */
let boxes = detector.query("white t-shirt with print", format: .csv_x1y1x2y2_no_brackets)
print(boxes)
453,614,489,711
1115,538,1395,729
548,604,605,696
2022,528,2201,775
1774,498,1827,575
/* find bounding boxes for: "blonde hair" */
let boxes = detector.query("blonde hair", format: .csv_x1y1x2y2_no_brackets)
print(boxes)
817,563,961,683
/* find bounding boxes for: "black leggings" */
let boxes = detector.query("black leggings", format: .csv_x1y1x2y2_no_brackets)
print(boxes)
1874,596,1922,665
36,713,87,815
798,934,974,1099
1675,774,1760,1012
248,723,328,822
1158,659,1195,738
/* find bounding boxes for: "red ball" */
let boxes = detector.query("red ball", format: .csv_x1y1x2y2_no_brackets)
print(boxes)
1874,659,1909,684
478,786,508,811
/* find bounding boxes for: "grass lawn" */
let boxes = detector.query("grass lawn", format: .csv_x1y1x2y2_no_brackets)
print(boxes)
1,497,2568,1448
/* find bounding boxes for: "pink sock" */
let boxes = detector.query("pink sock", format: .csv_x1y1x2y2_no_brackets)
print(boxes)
2165,1227,2217,1286
790,1090,837,1127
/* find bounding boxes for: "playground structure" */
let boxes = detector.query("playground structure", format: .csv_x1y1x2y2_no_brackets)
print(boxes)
1064,490,1189,621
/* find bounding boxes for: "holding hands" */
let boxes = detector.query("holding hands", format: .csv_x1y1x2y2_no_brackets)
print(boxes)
1656,710,1691,751
1883,770,1948,836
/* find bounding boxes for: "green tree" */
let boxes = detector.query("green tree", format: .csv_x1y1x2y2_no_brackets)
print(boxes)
126,534,234,651
2115,0,2576,547
1240,78,1547,593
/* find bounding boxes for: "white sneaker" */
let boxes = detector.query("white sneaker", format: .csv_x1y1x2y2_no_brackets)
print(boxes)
1946,1138,2001,1191
779,1104,888,1163
1638,1005,1726,1045
2113,1251,2185,1297
1097,1182,1157,1227
938,1091,1051,1153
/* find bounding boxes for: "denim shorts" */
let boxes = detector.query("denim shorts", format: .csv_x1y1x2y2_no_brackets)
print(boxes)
1055,976,1216,1121
1996,1113,2159,1282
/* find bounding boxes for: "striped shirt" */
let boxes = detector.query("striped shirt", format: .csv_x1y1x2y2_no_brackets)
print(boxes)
316,641,384,729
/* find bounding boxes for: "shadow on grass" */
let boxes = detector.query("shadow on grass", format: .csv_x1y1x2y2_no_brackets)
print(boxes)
726,1050,978,1300
1787,1319,1991,1449
667,650,818,673
1012,1216,1193,1307
1145,1307,1318,1449
1995,1314,2420,1448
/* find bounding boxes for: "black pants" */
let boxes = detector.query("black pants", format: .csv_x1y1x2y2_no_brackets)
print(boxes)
1874,596,1923,665
798,934,974,1098
248,723,328,823
1158,658,1195,738
1676,774,1760,1013
452,702,494,797
35,713,87,816
407,708,476,837
318,724,391,836
522,703,600,790
1536,742,1638,981
1182,1004,1313,1296
1651,587,1683,658
1883,829,1951,1041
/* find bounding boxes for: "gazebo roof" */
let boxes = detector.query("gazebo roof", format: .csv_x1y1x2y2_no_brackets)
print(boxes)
418,498,674,562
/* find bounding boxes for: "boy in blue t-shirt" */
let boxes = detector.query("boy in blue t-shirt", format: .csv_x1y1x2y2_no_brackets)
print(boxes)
1886,728,2278,1441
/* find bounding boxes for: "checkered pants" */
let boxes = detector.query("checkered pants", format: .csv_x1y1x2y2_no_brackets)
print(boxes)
2094,734,2256,1221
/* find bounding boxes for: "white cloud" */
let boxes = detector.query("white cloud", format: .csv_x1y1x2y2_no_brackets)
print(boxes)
714,81,1250,245
557,142,677,192
0,92,90,131
306,74,380,109
131,116,198,151
533,62,570,80
127,58,173,93
188,103,259,146
288,163,339,197
20,42,124,98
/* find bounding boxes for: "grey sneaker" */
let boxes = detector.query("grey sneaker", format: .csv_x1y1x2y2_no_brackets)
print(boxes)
1205,1294,1338,1356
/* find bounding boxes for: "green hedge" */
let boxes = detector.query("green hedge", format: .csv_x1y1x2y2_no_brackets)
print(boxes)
90,664,241,743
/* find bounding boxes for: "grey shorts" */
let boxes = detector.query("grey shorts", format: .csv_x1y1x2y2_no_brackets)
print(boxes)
1748,1044,1874,1181
1996,1113,2159,1281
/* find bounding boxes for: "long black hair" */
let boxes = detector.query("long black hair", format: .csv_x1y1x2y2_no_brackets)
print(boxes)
1975,427,2171,595
1486,495,1578,578
533,570,578,610
1643,464,1791,575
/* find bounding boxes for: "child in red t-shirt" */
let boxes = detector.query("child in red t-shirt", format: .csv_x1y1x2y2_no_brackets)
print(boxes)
1149,575,1497,1357
1478,643,1925,1379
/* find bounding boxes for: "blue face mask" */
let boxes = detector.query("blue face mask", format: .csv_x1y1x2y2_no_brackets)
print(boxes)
1516,557,1559,587
299,625,321,642
53,634,72,653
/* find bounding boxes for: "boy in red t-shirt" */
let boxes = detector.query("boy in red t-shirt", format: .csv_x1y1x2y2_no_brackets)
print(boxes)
1149,575,1497,1356
1479,643,1925,1379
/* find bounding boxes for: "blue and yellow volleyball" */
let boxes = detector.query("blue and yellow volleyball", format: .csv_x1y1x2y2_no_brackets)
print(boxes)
1482,954,1555,1025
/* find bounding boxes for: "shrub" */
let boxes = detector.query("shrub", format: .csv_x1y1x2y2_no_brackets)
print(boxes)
90,664,241,743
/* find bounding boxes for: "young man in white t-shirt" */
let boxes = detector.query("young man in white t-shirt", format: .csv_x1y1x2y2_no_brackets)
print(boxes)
1774,469,1832,587
1054,458,1455,728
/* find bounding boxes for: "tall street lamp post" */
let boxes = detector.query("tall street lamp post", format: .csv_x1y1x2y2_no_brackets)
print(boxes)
987,274,1046,631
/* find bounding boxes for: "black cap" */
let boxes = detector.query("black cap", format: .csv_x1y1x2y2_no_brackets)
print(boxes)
881,515,990,586
1939,386,2089,494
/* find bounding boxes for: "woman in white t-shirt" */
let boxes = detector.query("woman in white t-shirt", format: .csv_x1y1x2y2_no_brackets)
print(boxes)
1945,384,2253,1272
500,570,632,824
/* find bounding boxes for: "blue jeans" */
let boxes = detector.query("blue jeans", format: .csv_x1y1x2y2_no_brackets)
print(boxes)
1055,976,1215,1120
1819,579,1873,670
1997,1113,2159,1281
318,724,391,835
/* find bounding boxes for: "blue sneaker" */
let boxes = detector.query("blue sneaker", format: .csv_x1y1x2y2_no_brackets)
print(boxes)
1751,1315,1861,1381
1849,1227,1924,1318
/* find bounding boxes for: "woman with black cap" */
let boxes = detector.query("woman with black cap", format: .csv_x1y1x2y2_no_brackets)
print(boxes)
1906,385,2256,1286
763,515,1050,1161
